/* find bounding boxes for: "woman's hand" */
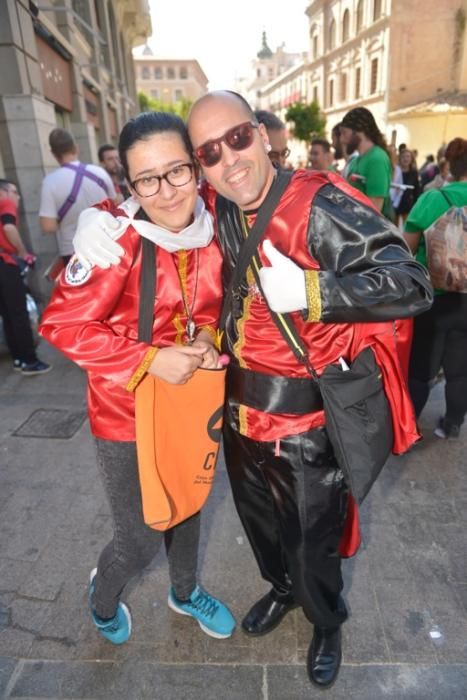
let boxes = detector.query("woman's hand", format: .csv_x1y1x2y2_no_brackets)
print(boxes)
148,345,207,384
193,331,219,369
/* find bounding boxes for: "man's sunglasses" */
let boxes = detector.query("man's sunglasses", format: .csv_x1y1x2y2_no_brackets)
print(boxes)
194,121,258,168
269,147,291,162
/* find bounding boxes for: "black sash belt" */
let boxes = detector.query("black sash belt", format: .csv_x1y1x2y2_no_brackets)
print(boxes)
227,364,323,415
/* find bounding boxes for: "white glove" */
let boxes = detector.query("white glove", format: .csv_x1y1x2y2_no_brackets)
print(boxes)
258,239,307,313
73,209,127,270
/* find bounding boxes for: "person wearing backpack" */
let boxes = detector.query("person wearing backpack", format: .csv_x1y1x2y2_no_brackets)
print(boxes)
39,129,117,265
404,137,467,438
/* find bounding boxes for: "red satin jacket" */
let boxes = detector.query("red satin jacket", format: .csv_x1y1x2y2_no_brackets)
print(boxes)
206,171,430,453
39,216,223,441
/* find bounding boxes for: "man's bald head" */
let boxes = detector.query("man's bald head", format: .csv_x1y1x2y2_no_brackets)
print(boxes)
188,91,257,132
188,90,274,211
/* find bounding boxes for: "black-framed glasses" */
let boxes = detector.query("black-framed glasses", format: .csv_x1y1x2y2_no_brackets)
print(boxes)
194,121,258,168
269,147,290,162
130,162,194,197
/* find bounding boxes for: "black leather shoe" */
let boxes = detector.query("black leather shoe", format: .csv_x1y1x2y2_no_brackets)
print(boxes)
307,626,342,689
241,589,298,636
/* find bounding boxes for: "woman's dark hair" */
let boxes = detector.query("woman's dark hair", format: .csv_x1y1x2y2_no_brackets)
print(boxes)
445,137,467,180
118,112,192,179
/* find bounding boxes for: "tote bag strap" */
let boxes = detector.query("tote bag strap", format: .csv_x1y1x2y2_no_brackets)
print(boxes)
138,236,156,343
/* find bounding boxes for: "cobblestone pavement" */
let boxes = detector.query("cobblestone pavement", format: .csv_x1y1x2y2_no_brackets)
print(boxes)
1,343,466,699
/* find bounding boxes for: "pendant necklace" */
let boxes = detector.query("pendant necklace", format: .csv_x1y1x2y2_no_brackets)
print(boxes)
176,249,199,345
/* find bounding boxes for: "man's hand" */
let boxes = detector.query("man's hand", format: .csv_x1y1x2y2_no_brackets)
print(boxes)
148,345,207,384
73,209,126,270
258,239,307,313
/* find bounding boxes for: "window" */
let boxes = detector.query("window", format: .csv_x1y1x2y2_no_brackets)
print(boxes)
268,67,274,79
310,24,319,59
313,85,318,103
92,0,102,29
312,34,318,59
180,66,188,79
151,89,159,99
257,68,261,78
340,73,347,101
329,79,334,107
342,9,350,42
167,67,175,79
355,66,361,98
370,57,378,93
154,67,162,79
328,19,336,50
141,66,150,80
373,0,382,21
356,0,364,32
174,89,183,101
108,6,123,81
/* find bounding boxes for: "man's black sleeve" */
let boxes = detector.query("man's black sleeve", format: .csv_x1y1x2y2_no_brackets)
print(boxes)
307,184,433,323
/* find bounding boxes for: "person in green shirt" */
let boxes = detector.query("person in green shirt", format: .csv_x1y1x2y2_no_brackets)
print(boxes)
403,137,467,439
340,107,393,220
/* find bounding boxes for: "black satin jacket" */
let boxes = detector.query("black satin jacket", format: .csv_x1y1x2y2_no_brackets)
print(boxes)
216,173,433,352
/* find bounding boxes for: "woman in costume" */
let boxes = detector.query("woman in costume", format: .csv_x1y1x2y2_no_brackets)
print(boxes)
40,112,235,644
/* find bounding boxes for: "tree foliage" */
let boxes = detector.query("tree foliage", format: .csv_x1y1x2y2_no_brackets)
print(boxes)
137,92,193,121
285,101,326,142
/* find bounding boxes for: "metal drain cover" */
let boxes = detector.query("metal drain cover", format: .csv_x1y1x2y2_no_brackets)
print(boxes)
12,409,87,439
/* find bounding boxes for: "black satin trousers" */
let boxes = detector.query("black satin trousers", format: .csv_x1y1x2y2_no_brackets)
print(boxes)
223,422,349,629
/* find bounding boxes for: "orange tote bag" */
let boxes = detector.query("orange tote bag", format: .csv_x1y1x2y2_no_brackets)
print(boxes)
135,367,226,531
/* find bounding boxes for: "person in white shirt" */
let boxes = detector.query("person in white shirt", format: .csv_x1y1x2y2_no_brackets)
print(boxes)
39,128,116,263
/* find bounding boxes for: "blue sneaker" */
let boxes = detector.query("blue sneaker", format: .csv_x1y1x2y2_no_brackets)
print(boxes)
168,585,236,639
88,568,132,645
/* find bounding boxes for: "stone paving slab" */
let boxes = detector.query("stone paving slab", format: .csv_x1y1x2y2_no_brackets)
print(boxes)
5,661,264,699
267,664,467,700
0,658,17,697
3,660,467,700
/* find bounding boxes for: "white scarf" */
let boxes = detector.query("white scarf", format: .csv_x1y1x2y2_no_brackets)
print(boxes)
116,195,214,252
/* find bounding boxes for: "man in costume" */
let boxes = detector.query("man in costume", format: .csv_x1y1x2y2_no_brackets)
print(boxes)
72,92,432,689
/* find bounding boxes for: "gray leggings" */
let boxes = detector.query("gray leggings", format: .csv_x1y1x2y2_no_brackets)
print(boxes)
92,438,200,619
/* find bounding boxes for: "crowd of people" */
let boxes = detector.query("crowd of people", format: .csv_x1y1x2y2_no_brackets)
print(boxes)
310,107,467,444
0,94,465,692
0,128,131,376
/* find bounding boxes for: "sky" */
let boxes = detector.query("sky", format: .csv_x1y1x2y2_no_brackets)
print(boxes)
137,1,310,89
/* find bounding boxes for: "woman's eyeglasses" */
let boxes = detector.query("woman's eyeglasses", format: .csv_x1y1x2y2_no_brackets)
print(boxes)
130,162,194,197
194,121,258,168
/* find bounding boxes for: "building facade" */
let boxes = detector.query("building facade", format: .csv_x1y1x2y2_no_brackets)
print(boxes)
0,0,150,279
235,32,305,110
253,1,467,158
256,61,310,165
305,0,390,132
304,0,467,152
134,47,208,104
